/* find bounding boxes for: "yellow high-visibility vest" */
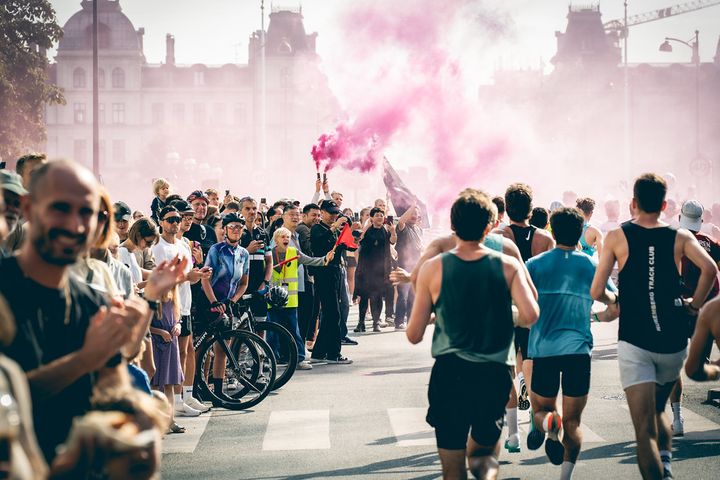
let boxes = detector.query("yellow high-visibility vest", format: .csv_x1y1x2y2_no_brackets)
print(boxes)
270,247,299,309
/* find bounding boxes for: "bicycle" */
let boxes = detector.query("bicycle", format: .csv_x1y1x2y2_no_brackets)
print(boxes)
230,294,299,391
193,307,276,410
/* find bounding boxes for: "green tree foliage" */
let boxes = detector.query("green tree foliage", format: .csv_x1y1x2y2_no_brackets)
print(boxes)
0,0,63,163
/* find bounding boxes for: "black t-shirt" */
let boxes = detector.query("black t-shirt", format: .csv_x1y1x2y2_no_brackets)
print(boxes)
310,222,344,269
240,226,270,290
396,223,423,270
184,222,217,257
0,256,106,462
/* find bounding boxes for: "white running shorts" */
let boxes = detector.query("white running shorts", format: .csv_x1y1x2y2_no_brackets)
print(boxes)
617,340,687,390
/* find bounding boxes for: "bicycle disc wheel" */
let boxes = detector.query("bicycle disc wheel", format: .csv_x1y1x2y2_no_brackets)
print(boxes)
195,330,275,410
254,321,298,390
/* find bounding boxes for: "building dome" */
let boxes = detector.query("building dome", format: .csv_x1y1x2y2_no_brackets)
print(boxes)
58,0,141,52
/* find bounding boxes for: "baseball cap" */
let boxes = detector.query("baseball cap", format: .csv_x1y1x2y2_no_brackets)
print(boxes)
0,171,27,196
679,199,703,232
113,201,132,222
170,199,194,215
187,190,209,204
320,200,341,214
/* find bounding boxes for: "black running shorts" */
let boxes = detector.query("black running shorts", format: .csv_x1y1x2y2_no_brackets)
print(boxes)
249,291,268,318
180,314,193,337
531,354,591,398
514,327,530,360
426,354,512,450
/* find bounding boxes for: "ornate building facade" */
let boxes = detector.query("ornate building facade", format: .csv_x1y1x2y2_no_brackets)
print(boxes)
45,0,338,201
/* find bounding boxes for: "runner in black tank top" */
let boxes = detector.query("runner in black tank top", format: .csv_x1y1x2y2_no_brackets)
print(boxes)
508,225,537,262
618,222,688,353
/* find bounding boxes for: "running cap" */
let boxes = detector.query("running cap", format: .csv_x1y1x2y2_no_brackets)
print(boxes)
113,201,132,222
679,199,703,232
170,199,194,215
187,190,209,204
320,200,341,214
0,171,27,196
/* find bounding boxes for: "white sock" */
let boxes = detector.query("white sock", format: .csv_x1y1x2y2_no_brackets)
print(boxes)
174,393,183,404
660,450,672,466
182,385,194,401
671,402,682,420
560,461,575,480
506,408,518,437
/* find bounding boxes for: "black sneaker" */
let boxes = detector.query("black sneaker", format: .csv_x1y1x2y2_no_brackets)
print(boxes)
326,355,353,364
545,438,564,465
526,428,545,451
341,336,358,345
518,381,530,411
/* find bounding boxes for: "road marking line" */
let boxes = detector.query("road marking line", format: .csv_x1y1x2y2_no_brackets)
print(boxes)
620,403,720,440
263,410,330,450
388,408,435,446
162,412,212,454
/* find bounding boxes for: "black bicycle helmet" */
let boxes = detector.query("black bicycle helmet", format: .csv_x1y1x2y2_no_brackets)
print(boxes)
266,285,289,309
222,212,245,227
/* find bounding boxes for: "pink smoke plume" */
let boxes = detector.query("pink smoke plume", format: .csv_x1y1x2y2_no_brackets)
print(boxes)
313,0,520,208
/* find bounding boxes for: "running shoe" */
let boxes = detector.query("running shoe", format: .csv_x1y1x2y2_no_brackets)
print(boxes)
672,416,684,437
184,396,211,413
326,355,353,364
518,379,530,411
544,412,564,465
504,434,521,453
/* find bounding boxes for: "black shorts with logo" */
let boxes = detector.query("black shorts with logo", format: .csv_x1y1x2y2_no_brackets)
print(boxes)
180,314,193,337
531,354,591,398
426,354,512,450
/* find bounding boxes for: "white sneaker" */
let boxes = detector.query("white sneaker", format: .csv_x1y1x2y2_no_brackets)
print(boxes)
672,416,684,437
184,396,211,413
174,401,201,417
297,361,313,370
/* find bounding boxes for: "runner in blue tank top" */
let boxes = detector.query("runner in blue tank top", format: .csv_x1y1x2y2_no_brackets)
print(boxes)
576,197,603,258
591,173,718,480
407,189,539,480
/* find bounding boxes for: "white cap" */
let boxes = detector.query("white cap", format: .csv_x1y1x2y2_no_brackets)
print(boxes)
679,199,703,232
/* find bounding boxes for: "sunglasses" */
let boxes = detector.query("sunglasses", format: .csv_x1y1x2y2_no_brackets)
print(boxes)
226,224,244,231
162,216,181,224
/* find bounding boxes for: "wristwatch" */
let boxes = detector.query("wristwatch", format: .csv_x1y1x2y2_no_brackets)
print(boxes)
146,299,160,312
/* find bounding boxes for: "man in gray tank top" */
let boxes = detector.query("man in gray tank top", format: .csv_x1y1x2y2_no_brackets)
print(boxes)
407,189,539,480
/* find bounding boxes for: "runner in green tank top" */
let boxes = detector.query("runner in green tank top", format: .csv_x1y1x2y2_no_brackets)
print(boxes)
407,189,539,480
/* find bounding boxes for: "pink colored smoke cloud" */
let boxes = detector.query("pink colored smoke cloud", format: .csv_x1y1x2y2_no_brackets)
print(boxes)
312,0,533,209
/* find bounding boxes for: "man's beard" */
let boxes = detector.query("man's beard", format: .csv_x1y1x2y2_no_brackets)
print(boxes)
33,226,89,266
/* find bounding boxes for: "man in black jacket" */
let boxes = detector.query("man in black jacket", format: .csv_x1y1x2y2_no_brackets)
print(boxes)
309,201,352,364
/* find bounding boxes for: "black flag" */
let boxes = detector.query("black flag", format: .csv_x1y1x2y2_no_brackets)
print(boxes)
382,157,431,228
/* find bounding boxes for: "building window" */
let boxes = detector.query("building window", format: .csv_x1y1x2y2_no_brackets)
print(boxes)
172,103,185,124
211,103,226,125
98,103,105,124
233,104,247,126
73,102,86,124
98,68,105,88
73,68,86,88
112,140,126,165
193,71,205,86
73,139,87,165
111,103,125,124
193,103,206,125
151,103,164,125
111,68,125,88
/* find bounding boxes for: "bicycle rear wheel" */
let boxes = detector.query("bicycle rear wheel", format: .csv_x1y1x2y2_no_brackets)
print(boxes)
195,330,276,410
254,321,298,390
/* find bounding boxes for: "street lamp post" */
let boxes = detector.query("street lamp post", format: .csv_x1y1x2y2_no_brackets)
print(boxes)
658,31,710,188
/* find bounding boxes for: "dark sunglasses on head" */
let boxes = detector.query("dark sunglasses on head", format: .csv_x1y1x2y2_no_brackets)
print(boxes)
163,216,181,224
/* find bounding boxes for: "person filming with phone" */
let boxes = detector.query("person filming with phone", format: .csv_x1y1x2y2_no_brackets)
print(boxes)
353,207,396,333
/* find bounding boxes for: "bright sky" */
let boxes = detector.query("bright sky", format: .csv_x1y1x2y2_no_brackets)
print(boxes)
49,0,720,82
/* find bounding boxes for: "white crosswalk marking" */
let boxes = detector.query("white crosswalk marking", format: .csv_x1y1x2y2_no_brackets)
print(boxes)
263,410,331,450
387,408,435,446
620,403,720,440
162,412,212,454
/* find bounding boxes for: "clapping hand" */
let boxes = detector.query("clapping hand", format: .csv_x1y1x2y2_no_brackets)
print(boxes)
389,268,411,285
144,256,189,301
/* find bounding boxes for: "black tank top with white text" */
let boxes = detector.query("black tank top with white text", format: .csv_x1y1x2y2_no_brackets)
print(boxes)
618,221,688,353
508,225,536,262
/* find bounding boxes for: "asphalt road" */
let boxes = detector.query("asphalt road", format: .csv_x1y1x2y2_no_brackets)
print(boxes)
161,313,720,479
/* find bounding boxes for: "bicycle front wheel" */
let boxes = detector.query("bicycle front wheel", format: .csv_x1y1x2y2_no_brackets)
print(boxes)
195,330,276,410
